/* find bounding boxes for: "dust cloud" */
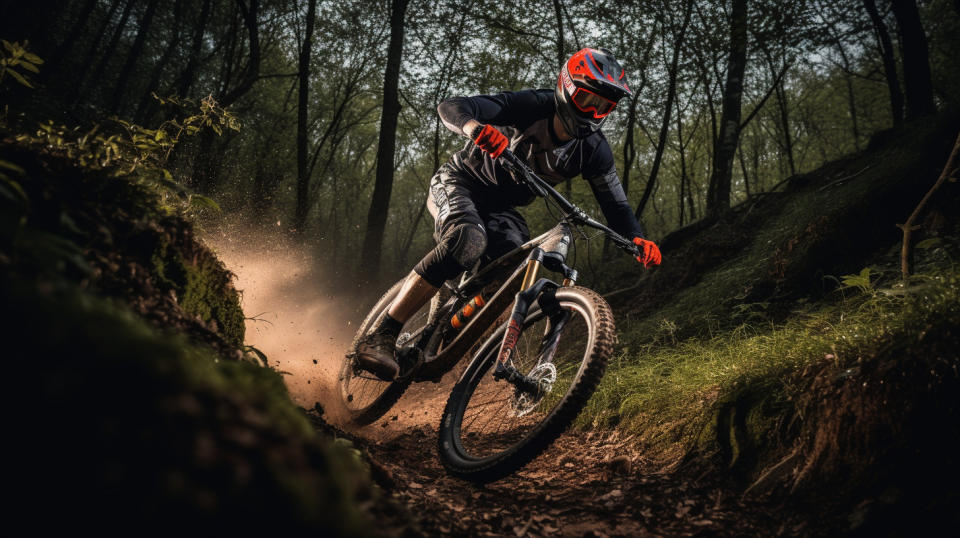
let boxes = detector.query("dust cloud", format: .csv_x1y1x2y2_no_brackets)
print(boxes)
202,221,456,436
203,223,365,420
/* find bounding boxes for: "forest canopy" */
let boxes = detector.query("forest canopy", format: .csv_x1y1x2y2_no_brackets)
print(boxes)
1,0,957,283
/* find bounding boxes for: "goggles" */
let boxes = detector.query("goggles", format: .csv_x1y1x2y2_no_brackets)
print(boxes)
570,87,618,119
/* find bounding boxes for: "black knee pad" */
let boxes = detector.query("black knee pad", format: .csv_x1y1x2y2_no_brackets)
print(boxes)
449,223,487,268
414,223,487,287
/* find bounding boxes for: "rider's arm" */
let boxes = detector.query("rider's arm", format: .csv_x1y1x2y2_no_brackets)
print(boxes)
438,91,550,137
583,142,647,240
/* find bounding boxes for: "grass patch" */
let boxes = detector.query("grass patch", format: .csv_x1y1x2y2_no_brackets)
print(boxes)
581,266,960,467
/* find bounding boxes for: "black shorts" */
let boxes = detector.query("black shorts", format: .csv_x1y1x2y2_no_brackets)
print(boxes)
427,164,530,264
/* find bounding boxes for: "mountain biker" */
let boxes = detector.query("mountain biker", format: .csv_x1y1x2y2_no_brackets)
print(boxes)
357,47,662,381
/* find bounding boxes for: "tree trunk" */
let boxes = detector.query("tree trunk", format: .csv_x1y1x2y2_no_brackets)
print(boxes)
618,21,656,197
773,72,796,176
738,142,750,197
177,0,213,98
686,172,697,222
552,0,574,197
890,0,936,119
677,101,688,226
78,0,135,103
134,0,185,124
635,0,693,219
706,0,748,217
621,97,639,196
43,0,98,76
191,0,260,192
830,37,861,150
552,0,566,74
109,0,161,115
294,0,319,236
75,0,121,78
751,136,761,191
841,67,860,151
863,0,904,128
220,0,261,107
361,0,410,277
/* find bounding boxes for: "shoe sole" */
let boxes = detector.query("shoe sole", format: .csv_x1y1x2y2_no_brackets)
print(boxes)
355,354,399,382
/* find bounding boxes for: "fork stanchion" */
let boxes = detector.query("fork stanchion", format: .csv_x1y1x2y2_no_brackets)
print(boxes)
520,248,545,291
521,259,541,290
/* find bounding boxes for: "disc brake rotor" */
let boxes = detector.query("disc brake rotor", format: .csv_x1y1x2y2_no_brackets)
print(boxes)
510,362,557,417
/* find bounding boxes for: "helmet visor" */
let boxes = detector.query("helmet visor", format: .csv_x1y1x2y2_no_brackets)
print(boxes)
571,87,618,119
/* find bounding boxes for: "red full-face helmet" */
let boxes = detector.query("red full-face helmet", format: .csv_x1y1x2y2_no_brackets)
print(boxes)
555,48,633,138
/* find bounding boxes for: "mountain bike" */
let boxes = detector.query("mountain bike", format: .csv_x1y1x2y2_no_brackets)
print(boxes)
337,149,641,482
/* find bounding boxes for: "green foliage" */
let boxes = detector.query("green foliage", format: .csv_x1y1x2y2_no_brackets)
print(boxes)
840,267,873,293
0,157,27,204
916,237,942,250
10,94,238,213
152,237,246,349
0,40,42,89
582,265,960,459
0,138,246,356
17,94,240,172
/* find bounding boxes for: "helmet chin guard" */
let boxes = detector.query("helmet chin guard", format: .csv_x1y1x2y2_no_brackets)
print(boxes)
554,48,632,138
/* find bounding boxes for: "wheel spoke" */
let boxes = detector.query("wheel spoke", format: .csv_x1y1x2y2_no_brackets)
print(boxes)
337,280,432,422
449,298,598,460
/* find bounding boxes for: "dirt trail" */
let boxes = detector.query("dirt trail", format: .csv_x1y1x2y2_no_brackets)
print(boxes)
360,427,802,537
206,228,799,536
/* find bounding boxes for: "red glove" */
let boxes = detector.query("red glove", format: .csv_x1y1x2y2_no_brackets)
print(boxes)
472,124,509,159
633,237,662,268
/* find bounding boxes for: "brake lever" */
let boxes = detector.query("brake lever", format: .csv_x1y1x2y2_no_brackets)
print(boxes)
524,171,549,198
502,151,548,198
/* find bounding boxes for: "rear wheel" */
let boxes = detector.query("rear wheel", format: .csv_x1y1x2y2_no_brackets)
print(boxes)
337,279,429,425
437,286,615,482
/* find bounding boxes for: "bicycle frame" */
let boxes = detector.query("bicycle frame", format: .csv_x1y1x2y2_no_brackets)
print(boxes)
412,222,575,381
403,148,638,384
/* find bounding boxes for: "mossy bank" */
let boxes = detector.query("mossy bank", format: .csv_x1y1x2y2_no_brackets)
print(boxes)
0,138,382,534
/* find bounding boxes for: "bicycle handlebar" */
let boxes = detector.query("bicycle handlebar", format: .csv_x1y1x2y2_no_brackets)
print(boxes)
499,149,640,258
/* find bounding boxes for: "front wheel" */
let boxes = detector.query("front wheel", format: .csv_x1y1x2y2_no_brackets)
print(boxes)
437,286,615,482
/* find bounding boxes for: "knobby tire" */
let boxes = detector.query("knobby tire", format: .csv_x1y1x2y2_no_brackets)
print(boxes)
437,286,615,483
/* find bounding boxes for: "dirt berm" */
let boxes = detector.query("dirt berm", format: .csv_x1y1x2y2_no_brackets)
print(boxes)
0,139,395,534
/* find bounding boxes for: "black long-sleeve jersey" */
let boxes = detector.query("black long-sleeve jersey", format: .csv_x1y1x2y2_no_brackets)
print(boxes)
437,89,645,239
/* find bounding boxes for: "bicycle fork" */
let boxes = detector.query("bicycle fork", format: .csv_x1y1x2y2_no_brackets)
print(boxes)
493,248,576,395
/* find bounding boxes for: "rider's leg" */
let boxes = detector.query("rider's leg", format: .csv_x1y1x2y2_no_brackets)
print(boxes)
386,271,438,322
355,171,488,380
386,206,528,325
389,171,489,323
479,207,531,264
381,220,487,324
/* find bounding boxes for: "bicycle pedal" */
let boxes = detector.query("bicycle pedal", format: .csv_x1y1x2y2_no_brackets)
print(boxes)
394,346,423,382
